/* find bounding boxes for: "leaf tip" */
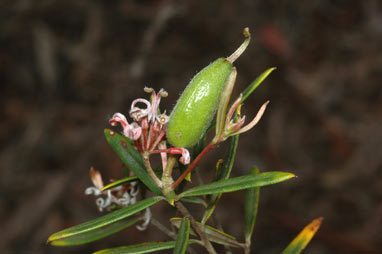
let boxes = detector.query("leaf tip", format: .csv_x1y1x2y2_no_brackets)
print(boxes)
46,233,61,246
299,217,323,241
309,217,324,232
104,128,116,136
46,234,55,243
250,166,260,174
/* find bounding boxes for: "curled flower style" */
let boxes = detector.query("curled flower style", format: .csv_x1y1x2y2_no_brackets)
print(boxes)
110,113,142,140
143,87,168,124
136,208,152,231
130,98,151,122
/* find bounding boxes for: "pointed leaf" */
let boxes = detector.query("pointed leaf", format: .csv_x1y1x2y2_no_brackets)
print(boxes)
244,167,260,244
178,172,295,198
202,135,239,224
173,217,190,254
121,165,129,177
49,217,139,246
180,196,207,207
171,217,243,248
216,135,239,180
241,67,276,103
48,197,163,246
282,217,323,254
94,240,199,254
102,176,139,191
104,129,162,195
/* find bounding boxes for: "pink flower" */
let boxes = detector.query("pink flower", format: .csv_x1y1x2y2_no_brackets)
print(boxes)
109,113,142,140
109,88,190,165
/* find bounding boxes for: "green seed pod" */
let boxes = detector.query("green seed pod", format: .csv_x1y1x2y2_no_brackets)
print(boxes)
167,58,232,148
167,28,251,148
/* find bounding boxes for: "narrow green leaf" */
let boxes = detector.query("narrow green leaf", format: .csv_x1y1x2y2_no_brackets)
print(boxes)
178,172,295,198
102,176,139,191
173,217,190,254
217,134,239,180
49,217,139,246
171,217,243,248
282,217,323,254
202,135,239,224
180,196,207,207
94,240,199,254
104,129,162,195
241,67,276,103
244,167,260,244
121,165,129,177
47,197,163,246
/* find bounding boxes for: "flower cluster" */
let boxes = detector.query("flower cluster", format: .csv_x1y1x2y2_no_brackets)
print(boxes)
84,168,151,231
84,168,138,212
109,87,190,168
85,88,192,214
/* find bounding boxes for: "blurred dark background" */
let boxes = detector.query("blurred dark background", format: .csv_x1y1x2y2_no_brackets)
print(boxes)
1,0,381,253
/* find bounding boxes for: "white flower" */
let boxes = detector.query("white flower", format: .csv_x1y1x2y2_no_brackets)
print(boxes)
84,168,139,212
136,208,152,231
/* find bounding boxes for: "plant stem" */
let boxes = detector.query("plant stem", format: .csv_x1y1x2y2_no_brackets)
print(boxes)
163,155,177,180
172,143,215,189
143,154,163,188
151,217,176,239
162,155,177,203
244,243,250,254
212,214,232,254
151,217,198,254
175,201,217,254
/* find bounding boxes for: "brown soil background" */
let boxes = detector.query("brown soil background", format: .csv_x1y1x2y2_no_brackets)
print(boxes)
0,0,381,253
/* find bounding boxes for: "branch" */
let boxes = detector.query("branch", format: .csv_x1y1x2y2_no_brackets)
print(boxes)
175,201,217,254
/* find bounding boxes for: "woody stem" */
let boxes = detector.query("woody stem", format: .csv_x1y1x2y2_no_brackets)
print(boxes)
143,154,163,188
162,155,177,180
175,201,216,254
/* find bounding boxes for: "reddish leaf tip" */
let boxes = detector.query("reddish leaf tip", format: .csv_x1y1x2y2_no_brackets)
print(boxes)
309,217,324,231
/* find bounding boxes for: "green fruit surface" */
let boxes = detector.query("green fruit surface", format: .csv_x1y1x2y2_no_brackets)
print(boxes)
167,58,232,148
